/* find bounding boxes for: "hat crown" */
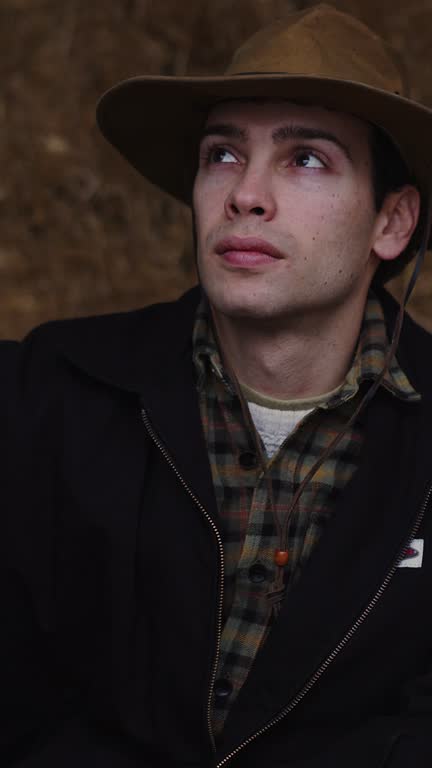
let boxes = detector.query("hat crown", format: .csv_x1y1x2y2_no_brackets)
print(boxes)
227,3,405,97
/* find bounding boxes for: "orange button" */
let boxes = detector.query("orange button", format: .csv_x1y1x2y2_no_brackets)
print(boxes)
274,550,289,566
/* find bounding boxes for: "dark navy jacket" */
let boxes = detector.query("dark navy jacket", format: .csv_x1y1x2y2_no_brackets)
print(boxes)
2,287,432,768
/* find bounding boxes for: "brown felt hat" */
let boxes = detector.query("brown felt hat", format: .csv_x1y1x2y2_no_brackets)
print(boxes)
96,3,432,206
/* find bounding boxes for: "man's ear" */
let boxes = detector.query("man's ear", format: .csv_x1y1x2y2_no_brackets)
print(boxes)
372,185,421,262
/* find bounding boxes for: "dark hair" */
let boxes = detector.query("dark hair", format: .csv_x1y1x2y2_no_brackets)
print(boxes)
370,125,420,285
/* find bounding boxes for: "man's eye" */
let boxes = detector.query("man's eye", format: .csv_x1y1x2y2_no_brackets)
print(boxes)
293,151,325,169
207,147,237,164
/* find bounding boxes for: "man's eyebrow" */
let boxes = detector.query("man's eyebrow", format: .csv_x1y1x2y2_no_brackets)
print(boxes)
199,122,353,161
200,123,249,142
272,125,352,161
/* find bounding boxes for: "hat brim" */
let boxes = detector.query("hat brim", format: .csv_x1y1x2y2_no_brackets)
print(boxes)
96,73,432,205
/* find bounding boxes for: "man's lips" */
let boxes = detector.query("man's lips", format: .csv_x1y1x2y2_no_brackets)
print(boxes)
214,236,284,267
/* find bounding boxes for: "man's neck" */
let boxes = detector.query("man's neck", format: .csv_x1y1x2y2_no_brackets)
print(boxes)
210,293,369,401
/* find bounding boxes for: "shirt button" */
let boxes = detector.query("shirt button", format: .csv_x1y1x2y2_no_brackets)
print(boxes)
248,563,268,584
214,678,233,704
238,451,258,469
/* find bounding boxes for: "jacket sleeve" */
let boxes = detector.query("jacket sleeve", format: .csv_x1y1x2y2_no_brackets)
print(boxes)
0,329,68,764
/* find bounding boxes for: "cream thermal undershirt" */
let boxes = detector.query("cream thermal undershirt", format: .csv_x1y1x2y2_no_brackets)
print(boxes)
240,381,344,457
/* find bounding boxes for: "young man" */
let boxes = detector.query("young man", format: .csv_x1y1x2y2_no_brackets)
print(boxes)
3,5,432,767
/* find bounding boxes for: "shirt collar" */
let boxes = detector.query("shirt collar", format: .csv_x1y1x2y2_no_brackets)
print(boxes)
192,291,420,405
326,292,420,407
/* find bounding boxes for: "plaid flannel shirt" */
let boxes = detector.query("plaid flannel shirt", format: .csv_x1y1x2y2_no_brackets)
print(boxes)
192,292,419,734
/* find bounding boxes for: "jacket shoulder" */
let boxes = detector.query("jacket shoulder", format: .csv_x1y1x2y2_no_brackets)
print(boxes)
24,286,199,346
16,286,202,394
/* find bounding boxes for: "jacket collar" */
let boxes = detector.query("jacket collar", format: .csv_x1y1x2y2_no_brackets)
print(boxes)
54,285,222,517
56,285,202,395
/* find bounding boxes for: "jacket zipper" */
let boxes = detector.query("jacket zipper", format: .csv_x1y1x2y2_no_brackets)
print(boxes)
215,478,432,767
141,403,432,765
140,408,224,751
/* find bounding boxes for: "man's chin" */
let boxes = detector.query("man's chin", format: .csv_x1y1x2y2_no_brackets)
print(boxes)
208,295,284,324
206,291,257,315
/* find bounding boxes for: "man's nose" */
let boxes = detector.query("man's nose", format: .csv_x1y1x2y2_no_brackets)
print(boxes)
224,166,276,221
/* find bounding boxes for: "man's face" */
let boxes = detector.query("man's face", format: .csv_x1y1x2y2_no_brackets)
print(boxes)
193,100,385,327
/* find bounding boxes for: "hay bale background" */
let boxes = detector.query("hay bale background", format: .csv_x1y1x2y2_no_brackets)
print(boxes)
1,0,431,338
